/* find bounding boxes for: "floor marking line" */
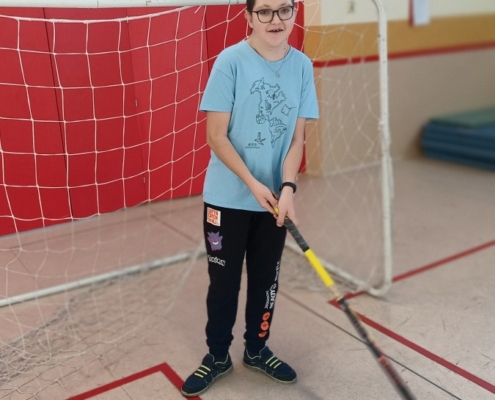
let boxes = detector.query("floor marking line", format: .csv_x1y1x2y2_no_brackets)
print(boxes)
393,239,495,283
341,307,495,395
282,291,462,399
342,239,495,301
67,362,201,400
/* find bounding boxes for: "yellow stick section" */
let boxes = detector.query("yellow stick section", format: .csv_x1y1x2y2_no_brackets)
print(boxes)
304,249,335,288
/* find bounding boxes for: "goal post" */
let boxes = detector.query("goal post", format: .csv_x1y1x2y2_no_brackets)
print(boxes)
286,0,393,296
0,1,393,394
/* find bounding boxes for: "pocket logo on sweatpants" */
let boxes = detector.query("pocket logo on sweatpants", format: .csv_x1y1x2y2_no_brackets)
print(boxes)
207,207,221,226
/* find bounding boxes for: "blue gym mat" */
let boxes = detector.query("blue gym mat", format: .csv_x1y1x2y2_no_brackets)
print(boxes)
421,107,495,171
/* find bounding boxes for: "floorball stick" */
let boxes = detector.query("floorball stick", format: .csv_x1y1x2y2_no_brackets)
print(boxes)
282,216,415,400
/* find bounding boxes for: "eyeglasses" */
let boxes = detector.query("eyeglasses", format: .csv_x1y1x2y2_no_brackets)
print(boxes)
252,6,295,24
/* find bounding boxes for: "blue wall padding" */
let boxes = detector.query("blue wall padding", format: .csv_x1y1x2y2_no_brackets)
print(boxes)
421,108,495,170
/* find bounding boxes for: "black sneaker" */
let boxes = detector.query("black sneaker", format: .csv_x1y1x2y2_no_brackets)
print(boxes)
181,353,233,397
243,346,297,384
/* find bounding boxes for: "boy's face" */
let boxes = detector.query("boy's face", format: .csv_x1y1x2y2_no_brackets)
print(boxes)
246,0,296,47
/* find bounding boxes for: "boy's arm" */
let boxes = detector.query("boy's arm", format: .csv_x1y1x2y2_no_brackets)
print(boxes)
206,111,279,214
276,117,306,226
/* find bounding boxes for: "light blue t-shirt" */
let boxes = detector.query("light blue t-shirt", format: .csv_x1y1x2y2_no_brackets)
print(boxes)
200,40,319,211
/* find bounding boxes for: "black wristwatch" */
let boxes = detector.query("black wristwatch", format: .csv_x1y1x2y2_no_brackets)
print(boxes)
279,182,297,194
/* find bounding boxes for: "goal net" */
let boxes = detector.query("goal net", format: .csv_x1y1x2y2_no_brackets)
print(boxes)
0,0,393,397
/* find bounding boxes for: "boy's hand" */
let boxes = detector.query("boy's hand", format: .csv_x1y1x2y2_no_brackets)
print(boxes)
250,181,279,216
274,188,297,227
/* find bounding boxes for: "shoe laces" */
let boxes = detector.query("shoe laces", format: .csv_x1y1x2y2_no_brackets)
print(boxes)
193,364,212,378
247,348,282,370
264,355,282,369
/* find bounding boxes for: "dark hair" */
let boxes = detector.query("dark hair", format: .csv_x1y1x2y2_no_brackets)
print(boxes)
246,0,294,13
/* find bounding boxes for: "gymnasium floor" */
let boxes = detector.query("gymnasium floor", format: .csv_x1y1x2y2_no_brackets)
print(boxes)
1,157,495,400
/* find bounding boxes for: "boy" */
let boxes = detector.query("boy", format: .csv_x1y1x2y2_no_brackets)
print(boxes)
181,0,318,396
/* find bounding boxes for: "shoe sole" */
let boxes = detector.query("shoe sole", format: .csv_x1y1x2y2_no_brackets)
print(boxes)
243,362,297,384
181,365,233,397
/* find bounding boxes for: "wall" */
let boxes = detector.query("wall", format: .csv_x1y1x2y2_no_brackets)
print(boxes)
304,0,495,162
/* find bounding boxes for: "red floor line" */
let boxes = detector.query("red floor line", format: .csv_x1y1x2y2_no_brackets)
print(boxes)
159,362,201,398
67,362,200,400
392,239,495,283
357,313,495,395
328,240,495,394
342,239,495,301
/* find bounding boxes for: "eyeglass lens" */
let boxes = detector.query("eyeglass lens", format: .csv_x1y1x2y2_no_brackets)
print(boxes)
256,7,294,23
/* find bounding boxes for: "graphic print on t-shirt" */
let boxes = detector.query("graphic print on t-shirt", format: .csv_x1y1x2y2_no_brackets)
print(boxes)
250,77,294,148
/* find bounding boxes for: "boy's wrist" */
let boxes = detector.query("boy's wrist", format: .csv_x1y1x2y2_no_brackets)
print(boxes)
279,182,297,194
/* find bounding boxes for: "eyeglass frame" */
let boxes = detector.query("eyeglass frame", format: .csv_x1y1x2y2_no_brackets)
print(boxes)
251,6,295,24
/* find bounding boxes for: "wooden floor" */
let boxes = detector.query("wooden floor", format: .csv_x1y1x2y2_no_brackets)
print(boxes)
1,157,494,400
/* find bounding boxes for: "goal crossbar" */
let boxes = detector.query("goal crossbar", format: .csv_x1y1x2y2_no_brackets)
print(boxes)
0,0,245,8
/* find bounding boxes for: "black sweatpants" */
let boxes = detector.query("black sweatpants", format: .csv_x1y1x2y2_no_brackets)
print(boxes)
203,203,287,358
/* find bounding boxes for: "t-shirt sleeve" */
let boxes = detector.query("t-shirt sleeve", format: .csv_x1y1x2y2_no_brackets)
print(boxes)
298,57,319,120
199,53,235,113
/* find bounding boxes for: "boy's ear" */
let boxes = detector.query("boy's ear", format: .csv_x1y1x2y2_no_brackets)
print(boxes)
245,10,253,28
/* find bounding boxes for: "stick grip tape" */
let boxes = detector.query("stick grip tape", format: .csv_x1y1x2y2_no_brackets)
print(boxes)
283,218,334,287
